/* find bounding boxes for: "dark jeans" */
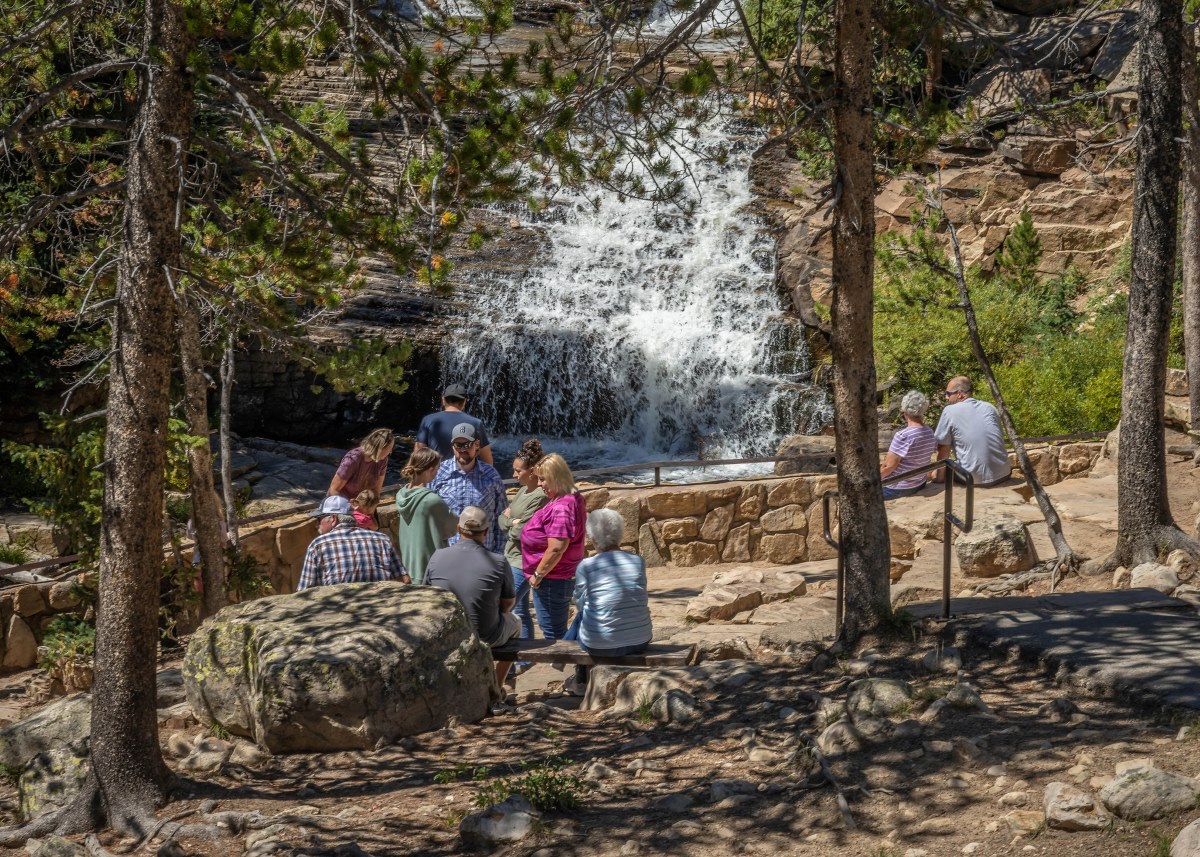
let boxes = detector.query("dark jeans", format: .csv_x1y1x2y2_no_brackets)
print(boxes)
882,481,925,500
564,614,648,684
510,566,534,670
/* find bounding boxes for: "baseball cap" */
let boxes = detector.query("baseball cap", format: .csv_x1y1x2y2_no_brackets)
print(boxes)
310,495,352,517
458,506,489,534
451,423,478,443
443,383,469,400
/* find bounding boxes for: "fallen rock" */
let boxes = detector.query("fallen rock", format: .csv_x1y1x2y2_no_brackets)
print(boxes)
651,689,697,724
1003,809,1045,835
0,694,91,770
459,795,538,846
654,792,695,813
29,836,87,857
691,637,754,664
1100,767,1200,820
919,647,962,674
846,678,913,719
684,567,807,622
955,516,1037,578
1129,562,1179,595
1173,817,1200,857
1043,781,1109,831
817,720,865,755
19,741,90,822
183,582,494,752
709,779,757,802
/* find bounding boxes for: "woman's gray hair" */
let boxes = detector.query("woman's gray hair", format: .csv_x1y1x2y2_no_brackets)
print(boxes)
586,508,625,550
901,390,930,419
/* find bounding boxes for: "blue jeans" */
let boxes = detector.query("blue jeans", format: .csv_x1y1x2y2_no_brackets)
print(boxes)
510,567,534,672
531,576,573,641
883,481,925,500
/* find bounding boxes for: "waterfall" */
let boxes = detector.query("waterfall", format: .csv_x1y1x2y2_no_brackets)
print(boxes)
442,112,830,466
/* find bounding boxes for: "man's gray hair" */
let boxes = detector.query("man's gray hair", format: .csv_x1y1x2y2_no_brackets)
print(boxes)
335,514,358,525
586,508,625,550
900,390,930,419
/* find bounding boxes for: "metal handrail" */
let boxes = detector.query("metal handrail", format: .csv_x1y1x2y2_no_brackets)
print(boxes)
823,458,974,631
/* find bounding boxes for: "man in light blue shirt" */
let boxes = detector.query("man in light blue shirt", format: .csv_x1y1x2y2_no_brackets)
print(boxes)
932,376,1012,487
430,423,507,553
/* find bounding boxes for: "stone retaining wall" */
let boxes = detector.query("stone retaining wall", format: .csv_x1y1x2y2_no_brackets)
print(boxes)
0,579,83,671
232,440,1106,593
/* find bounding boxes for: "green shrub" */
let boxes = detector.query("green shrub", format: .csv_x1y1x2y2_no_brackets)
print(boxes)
38,615,95,672
0,544,31,565
472,757,586,812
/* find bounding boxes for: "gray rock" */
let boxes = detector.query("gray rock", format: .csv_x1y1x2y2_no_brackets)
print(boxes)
709,779,757,802
817,720,864,755
0,694,92,771
29,836,87,857
1043,781,1109,831
19,741,90,822
955,516,1037,578
1099,768,1200,820
920,647,962,674
654,792,695,813
944,683,991,713
846,678,913,719
651,689,697,724
693,637,754,663
183,582,494,752
583,761,616,781
1091,12,1138,81
1129,563,1179,595
459,795,538,846
1037,698,1080,723
1173,818,1200,857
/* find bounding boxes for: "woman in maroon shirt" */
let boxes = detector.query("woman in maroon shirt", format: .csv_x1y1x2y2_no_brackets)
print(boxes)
329,428,394,501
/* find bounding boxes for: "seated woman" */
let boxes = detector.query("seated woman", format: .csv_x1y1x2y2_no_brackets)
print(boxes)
565,508,653,693
881,390,938,500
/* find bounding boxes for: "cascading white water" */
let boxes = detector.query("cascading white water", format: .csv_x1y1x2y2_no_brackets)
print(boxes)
443,113,830,467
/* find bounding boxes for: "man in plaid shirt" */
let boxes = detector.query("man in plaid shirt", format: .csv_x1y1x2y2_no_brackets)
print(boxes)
298,496,409,590
430,423,507,554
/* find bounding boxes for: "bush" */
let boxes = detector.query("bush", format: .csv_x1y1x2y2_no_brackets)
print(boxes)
472,757,586,812
39,615,95,672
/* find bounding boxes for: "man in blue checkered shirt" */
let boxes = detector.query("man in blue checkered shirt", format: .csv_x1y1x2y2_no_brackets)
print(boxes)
430,423,507,554
298,496,409,590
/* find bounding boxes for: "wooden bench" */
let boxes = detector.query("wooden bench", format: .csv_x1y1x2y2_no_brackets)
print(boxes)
491,639,696,667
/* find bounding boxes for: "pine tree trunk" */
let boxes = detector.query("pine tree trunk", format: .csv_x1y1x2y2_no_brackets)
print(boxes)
831,0,891,640
1182,25,1200,448
219,332,239,549
1109,0,1200,566
90,0,194,830
178,298,228,618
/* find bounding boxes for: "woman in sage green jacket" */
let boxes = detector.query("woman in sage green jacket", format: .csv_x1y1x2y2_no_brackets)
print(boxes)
498,439,548,648
394,448,458,584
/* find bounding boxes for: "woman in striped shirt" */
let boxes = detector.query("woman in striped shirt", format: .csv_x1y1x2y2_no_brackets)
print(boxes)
881,390,938,500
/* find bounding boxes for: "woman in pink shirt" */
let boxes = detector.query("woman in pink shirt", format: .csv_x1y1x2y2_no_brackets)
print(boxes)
520,453,586,640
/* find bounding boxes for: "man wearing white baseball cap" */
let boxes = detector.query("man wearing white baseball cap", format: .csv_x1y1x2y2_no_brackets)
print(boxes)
298,495,409,589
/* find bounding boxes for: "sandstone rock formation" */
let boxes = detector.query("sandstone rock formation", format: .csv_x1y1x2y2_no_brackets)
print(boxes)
955,515,1038,577
183,582,494,752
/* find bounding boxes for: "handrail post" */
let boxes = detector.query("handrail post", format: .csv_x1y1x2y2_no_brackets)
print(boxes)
654,466,661,487
821,491,843,633
943,473,953,620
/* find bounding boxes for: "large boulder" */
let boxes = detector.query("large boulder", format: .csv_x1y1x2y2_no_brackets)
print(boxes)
183,582,494,752
1174,818,1200,857
0,694,91,771
955,516,1038,578
774,435,836,475
1099,766,1200,820
19,741,90,822
684,567,807,622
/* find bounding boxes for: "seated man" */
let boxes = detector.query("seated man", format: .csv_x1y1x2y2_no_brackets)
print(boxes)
426,506,519,688
298,495,409,589
932,376,1012,487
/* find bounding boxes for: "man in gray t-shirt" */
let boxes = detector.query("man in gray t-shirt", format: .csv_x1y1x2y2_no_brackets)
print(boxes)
426,506,519,688
932,376,1012,487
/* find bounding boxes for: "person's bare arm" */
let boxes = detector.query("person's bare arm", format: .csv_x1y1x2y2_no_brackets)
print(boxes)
328,473,348,496
931,443,951,483
530,537,568,588
479,444,494,466
880,451,902,479
499,597,516,613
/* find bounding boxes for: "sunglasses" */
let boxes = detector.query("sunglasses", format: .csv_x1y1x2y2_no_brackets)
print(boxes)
452,440,474,449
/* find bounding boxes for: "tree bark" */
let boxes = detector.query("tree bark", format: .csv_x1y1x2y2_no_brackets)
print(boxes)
178,298,228,618
90,0,195,832
831,0,891,640
219,331,239,549
1106,0,1200,568
1182,24,1200,452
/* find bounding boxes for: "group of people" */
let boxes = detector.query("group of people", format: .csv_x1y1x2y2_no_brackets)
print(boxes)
298,384,652,695
880,375,1011,498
